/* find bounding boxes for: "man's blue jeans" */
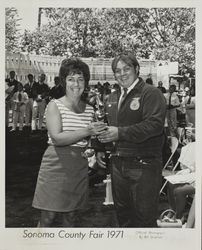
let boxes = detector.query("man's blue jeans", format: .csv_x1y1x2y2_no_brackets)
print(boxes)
110,156,162,227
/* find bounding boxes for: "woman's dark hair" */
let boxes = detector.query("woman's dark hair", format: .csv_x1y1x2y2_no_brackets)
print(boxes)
59,57,90,92
111,52,140,76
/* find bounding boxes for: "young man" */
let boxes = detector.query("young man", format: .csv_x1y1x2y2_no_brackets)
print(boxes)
157,81,167,93
11,82,28,131
31,74,50,131
49,76,65,100
97,52,166,227
164,84,180,136
24,74,38,128
5,71,20,128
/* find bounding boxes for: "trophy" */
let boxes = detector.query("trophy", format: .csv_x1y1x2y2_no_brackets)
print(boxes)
82,87,113,172
89,88,106,122
87,88,113,159
81,88,105,159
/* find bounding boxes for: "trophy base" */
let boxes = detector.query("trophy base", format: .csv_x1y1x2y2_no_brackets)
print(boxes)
91,138,114,153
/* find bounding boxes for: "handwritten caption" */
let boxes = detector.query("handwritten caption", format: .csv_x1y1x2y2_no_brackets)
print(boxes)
136,231,165,240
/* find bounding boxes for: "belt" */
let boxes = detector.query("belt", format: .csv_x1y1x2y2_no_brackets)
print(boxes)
110,153,156,160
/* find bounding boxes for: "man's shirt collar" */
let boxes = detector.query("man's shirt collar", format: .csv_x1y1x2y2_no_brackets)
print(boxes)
121,77,139,94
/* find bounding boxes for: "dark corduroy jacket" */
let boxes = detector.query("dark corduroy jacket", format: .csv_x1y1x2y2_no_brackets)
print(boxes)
105,78,166,157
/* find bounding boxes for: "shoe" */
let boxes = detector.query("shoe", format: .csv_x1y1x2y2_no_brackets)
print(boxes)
180,215,186,225
182,223,187,228
161,216,175,223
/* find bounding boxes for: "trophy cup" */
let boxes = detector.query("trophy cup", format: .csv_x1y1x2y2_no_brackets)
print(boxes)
81,88,105,159
91,88,106,122
87,88,113,163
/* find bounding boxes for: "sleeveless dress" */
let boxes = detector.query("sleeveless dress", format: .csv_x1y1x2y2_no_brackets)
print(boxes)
32,99,94,212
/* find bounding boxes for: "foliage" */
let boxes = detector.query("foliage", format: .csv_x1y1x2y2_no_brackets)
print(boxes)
146,8,195,70
20,29,48,54
5,8,21,52
7,8,195,72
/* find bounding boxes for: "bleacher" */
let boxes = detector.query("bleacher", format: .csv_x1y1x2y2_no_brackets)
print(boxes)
5,51,177,87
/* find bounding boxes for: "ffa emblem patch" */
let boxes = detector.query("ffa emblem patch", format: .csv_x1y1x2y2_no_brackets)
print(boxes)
130,98,140,110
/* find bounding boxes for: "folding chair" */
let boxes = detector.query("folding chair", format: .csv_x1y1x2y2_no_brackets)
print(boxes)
160,142,195,195
163,136,179,171
160,136,179,195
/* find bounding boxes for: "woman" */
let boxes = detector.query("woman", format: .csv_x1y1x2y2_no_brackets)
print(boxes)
32,58,106,227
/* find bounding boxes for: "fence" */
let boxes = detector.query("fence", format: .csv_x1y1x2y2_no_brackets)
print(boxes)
5,52,177,88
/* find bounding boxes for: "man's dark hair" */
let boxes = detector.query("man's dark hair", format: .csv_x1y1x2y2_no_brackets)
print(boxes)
111,52,140,76
27,74,34,81
54,76,60,84
9,71,15,78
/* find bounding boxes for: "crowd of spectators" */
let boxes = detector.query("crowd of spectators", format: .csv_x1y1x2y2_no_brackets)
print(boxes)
5,71,195,138
6,71,64,133
5,71,121,133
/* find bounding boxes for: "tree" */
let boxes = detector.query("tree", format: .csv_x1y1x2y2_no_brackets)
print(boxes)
19,8,195,72
43,8,103,57
142,8,195,71
20,29,48,54
98,8,195,69
5,8,21,52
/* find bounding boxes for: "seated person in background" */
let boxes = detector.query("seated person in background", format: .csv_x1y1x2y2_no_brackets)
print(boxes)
49,76,65,100
167,182,195,222
186,127,195,142
166,142,195,223
178,122,195,146
11,82,28,132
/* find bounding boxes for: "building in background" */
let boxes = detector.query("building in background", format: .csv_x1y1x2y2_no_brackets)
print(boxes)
6,51,178,88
